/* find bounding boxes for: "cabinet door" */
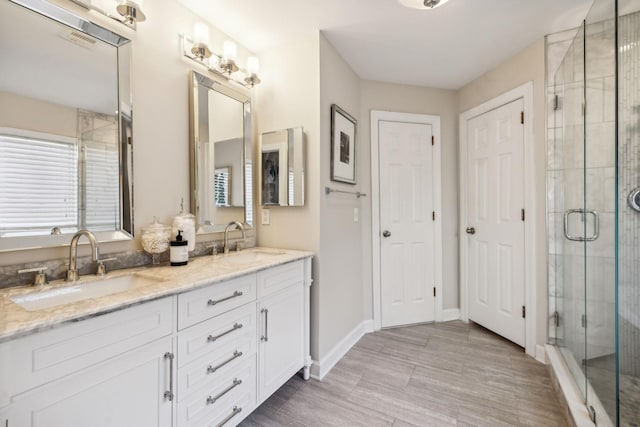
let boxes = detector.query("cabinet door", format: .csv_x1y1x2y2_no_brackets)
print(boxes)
258,284,304,402
5,337,173,427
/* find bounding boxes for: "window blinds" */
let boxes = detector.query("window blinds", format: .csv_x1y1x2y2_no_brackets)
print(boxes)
0,134,78,237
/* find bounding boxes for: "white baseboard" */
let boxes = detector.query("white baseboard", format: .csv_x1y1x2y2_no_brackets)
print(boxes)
309,320,372,381
535,344,547,364
440,308,460,322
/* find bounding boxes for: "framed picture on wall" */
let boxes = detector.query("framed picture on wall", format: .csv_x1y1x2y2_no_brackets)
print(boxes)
331,104,357,184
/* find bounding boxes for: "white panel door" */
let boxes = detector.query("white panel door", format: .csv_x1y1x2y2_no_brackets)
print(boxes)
379,120,435,327
466,98,525,346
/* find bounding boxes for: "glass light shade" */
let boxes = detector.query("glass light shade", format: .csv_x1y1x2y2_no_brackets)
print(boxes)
397,0,450,9
223,40,237,62
120,0,144,7
193,22,209,45
247,56,260,75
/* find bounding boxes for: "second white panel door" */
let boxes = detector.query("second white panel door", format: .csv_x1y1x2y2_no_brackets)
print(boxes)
379,120,436,328
466,98,525,346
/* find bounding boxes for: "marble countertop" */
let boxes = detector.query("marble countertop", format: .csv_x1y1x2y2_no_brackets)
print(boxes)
0,247,313,342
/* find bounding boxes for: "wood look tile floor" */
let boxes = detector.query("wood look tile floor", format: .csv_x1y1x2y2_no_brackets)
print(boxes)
240,321,568,427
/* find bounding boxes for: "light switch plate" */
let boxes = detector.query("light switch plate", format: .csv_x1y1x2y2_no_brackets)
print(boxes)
262,209,270,225
353,207,359,222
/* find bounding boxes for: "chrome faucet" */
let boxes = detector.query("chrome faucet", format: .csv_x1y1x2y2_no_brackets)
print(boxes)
66,230,99,281
223,221,246,254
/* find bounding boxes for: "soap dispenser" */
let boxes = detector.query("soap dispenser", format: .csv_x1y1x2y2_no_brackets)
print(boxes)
172,198,196,252
170,230,189,266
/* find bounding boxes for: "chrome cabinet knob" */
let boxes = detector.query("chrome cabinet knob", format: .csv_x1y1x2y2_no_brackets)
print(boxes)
466,227,476,235
382,230,391,238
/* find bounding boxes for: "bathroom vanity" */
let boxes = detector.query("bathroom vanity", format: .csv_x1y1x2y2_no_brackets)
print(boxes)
0,248,313,427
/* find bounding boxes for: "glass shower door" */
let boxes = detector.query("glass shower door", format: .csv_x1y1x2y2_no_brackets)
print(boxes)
551,22,588,400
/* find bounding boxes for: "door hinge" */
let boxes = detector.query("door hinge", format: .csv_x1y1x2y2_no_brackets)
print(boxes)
588,406,596,423
581,314,587,328
520,111,524,124
521,209,525,221
433,287,436,297
432,211,435,221
522,305,526,318
553,311,560,327
553,94,559,111
431,135,435,146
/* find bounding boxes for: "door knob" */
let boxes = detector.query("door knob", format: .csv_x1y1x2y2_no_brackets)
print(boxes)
382,230,391,238
466,227,476,235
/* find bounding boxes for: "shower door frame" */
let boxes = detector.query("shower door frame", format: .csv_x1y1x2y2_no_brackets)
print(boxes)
459,81,539,360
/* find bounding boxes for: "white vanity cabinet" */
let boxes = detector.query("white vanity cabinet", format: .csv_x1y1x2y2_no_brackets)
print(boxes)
257,262,306,402
0,254,312,427
0,297,175,427
175,257,312,427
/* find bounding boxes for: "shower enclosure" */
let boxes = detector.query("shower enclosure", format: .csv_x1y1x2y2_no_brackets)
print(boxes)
547,0,639,425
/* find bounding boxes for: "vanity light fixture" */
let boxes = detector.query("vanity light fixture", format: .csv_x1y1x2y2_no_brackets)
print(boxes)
397,0,451,9
220,40,239,75
67,0,147,27
191,22,212,60
182,25,262,88
244,56,261,87
116,0,146,25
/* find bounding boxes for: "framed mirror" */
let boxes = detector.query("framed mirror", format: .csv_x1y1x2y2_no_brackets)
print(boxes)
260,127,305,207
189,71,253,233
0,0,133,252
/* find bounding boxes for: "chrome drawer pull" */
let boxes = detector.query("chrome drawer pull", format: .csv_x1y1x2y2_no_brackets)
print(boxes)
215,406,242,427
208,323,243,342
208,291,243,306
206,379,242,405
261,308,269,342
164,352,174,401
207,350,243,374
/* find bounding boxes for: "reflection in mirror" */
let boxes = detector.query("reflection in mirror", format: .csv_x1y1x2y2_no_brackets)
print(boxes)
0,0,133,252
260,127,305,207
189,71,253,233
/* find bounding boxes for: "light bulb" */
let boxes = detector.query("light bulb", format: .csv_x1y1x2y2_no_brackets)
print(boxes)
223,40,237,62
247,56,259,75
193,22,209,45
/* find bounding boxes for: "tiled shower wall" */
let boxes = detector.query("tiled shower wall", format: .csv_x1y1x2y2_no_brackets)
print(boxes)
618,10,640,378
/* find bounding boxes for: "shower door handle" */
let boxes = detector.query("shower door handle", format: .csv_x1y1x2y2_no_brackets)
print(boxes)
563,209,599,242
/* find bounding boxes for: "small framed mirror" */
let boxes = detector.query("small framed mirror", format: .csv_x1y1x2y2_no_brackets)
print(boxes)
260,127,305,207
189,71,253,233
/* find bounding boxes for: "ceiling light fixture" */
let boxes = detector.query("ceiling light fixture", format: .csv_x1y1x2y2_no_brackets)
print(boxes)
398,0,451,9
182,24,261,88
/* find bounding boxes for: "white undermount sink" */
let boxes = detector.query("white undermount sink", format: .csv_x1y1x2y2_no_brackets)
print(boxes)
220,250,287,266
10,273,158,312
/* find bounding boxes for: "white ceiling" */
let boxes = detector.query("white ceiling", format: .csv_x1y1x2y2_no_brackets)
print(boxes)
179,0,594,90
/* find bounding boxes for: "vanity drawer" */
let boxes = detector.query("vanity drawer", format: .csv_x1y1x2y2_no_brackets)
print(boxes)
257,260,304,297
177,332,256,401
0,297,173,399
177,301,256,368
176,355,256,427
177,274,256,330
